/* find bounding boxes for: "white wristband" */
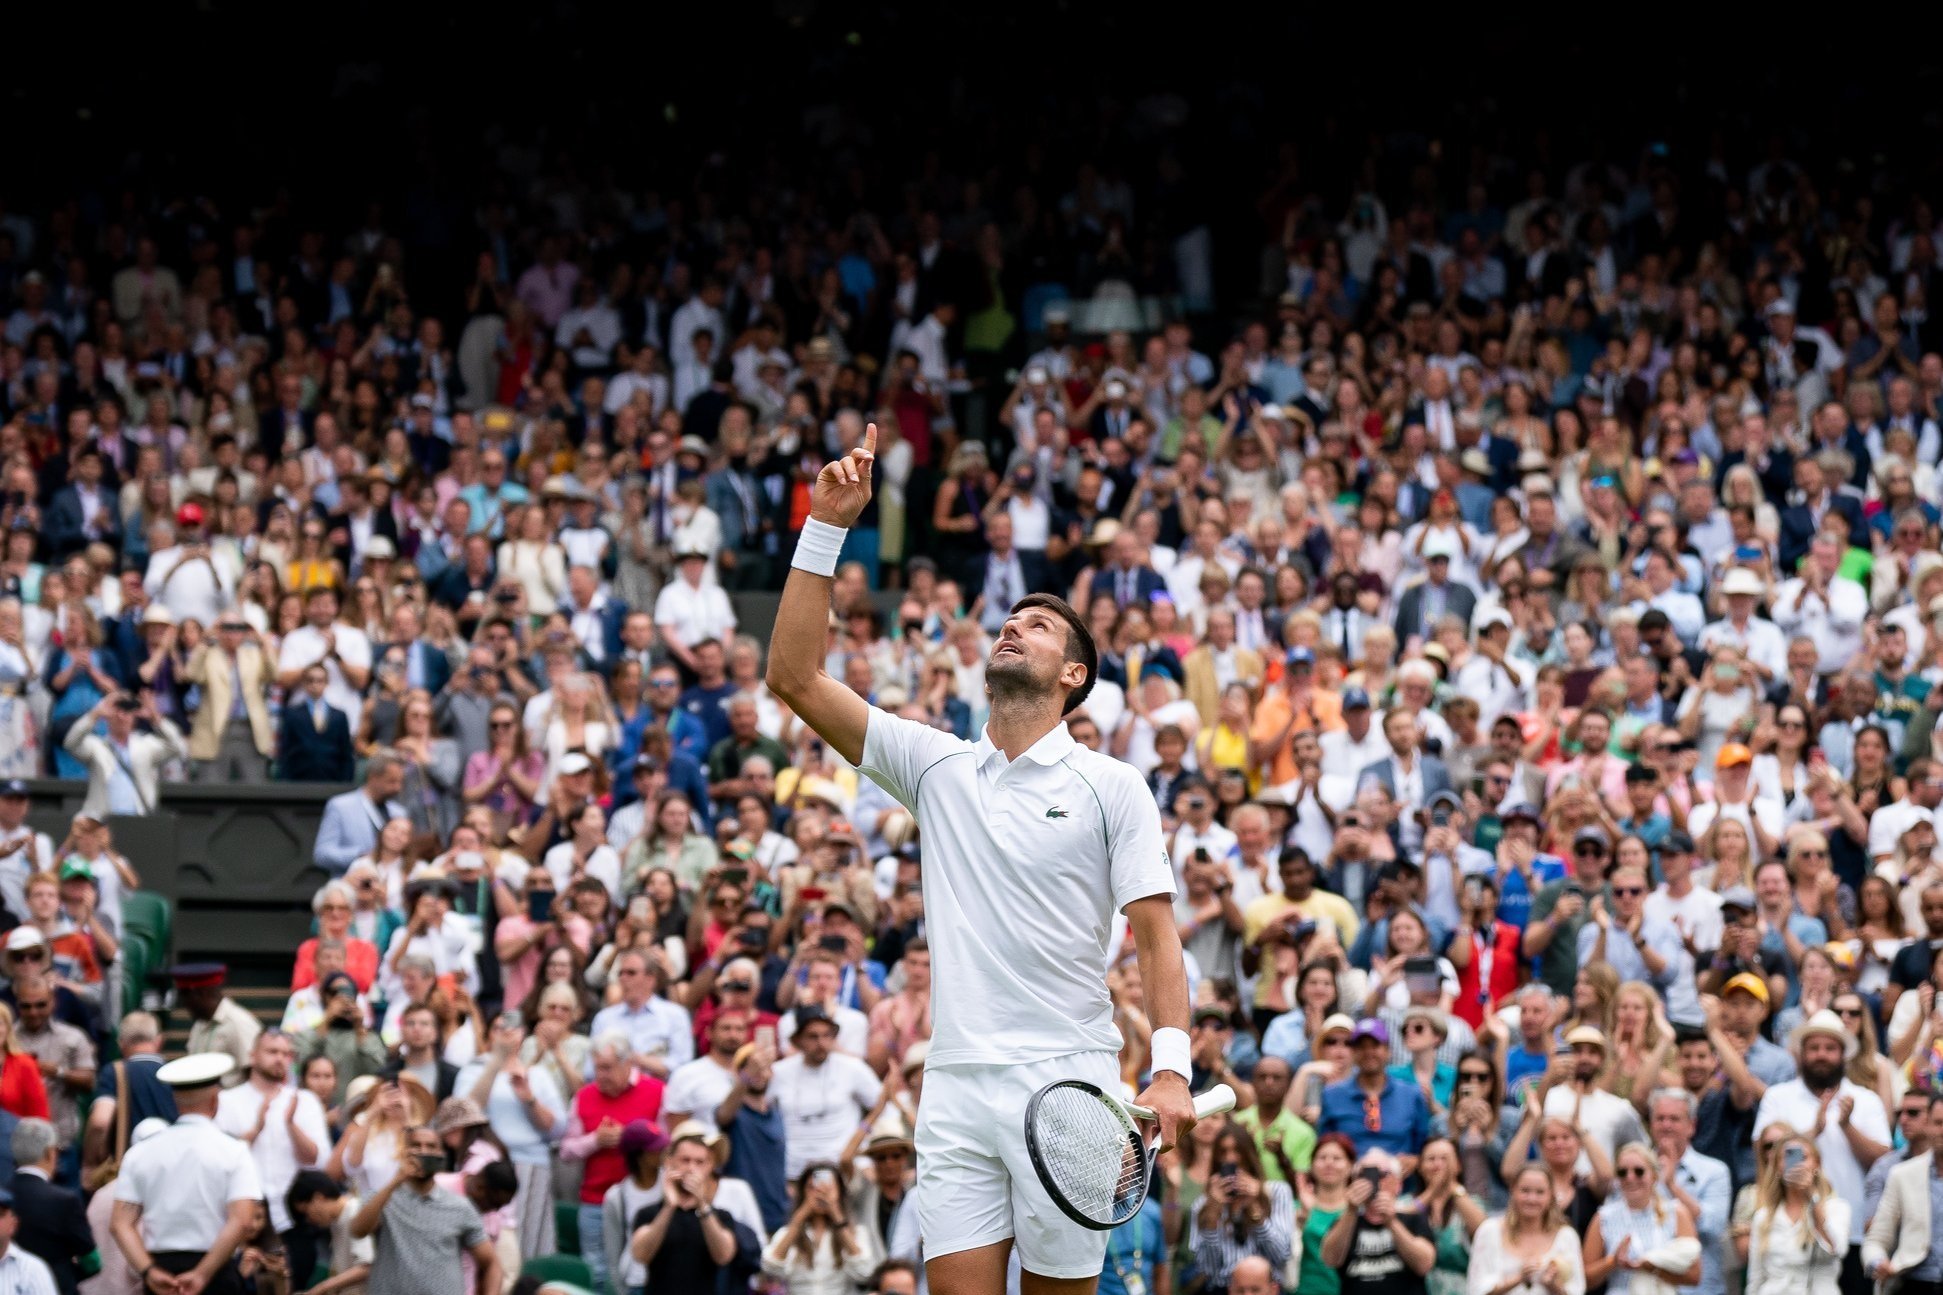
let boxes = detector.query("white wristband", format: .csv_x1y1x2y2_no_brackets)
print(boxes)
1150,1026,1191,1082
792,519,847,578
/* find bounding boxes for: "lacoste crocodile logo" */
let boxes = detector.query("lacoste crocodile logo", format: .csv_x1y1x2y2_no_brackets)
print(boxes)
1045,807,1070,819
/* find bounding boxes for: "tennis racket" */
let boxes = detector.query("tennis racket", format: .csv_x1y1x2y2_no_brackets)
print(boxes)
1024,1079,1236,1230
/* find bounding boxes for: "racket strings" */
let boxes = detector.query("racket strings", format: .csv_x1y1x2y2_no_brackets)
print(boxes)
1034,1086,1147,1223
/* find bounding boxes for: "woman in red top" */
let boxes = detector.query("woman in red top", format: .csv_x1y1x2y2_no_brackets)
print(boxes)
291,880,382,993
0,1003,48,1120
1444,873,1525,1029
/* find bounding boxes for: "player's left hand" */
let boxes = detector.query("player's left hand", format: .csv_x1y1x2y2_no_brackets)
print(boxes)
1136,1071,1195,1153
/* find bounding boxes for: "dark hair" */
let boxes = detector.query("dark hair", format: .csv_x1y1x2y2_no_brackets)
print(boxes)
285,1169,344,1221
1009,593,1097,713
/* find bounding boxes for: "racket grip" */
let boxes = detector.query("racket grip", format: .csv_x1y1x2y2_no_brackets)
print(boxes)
1193,1085,1238,1119
1128,1083,1238,1122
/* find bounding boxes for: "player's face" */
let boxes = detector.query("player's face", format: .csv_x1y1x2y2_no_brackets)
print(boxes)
987,606,1079,699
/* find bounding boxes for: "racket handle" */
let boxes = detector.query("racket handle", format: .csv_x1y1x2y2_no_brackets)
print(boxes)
1127,1084,1238,1122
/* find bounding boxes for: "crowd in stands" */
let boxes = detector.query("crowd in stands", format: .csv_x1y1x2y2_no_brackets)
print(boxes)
6,110,1943,1295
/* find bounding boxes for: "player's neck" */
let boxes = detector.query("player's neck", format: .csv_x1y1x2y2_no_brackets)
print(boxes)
985,694,1065,762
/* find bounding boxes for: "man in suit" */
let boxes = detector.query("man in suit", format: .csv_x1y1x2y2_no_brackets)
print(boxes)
61,692,185,821
1097,527,1167,610
559,566,625,673
184,617,275,783
378,602,451,697
1866,1092,1943,1287
313,753,408,874
279,664,355,784
257,372,312,461
8,1117,91,1295
41,447,119,561
1393,546,1479,645
966,513,1051,635
1358,709,1454,832
1182,608,1264,727
1777,452,1866,575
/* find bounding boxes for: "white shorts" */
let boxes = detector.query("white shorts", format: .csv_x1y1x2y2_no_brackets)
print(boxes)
914,1050,1119,1279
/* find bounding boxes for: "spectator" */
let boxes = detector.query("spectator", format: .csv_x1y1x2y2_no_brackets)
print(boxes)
7,1118,88,1295
348,1124,499,1295
560,1032,664,1292
61,692,183,820
280,663,357,784
1317,1020,1431,1172
182,614,274,783
314,755,409,875
213,1032,330,1259
1746,1129,1847,1295
772,1006,881,1180
625,1121,761,1294
1321,1148,1436,1295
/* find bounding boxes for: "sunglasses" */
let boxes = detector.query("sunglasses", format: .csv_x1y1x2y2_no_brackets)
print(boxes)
490,721,515,730
720,981,753,993
1611,886,1644,897
1616,1166,1653,1180
1575,844,1607,856
1459,1071,1492,1083
1835,1007,1864,1019
1404,1022,1435,1035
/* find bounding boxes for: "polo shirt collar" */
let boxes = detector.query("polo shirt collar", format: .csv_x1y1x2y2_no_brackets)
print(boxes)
974,723,1077,771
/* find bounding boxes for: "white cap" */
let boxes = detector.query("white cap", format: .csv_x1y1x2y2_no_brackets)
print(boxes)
1422,535,1458,561
3,928,44,953
155,1053,236,1089
363,536,397,560
1473,606,1514,633
557,753,594,776
1720,568,1764,597
140,604,176,627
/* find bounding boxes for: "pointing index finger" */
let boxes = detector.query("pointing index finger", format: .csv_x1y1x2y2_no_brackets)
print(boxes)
863,421,878,458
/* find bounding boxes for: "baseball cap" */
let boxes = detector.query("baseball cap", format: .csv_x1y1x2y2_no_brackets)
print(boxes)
1661,829,1696,855
1500,802,1541,825
1719,885,1757,913
1473,606,1514,634
1341,687,1372,711
557,753,594,777
1349,1019,1389,1047
1722,972,1770,1005
1573,825,1610,850
621,1120,671,1155
1715,743,1754,769
3,928,43,953
0,780,26,799
1285,646,1315,668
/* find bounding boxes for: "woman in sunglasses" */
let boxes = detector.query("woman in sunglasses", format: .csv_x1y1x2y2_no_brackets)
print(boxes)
1744,1132,1845,1295
1434,1051,1509,1209
1582,1141,1701,1293
1294,1015,1357,1128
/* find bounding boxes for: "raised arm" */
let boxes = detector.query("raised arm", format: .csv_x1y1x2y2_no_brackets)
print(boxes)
765,424,878,766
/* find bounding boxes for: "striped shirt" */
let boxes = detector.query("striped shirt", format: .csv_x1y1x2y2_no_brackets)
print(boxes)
0,1247,57,1295
1188,1179,1297,1287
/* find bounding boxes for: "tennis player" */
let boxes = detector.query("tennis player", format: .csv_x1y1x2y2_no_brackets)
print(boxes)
768,424,1196,1293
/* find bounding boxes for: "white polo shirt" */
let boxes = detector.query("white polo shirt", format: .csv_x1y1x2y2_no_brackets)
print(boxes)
859,713,1173,1068
277,622,373,729
652,579,736,648
114,1113,262,1251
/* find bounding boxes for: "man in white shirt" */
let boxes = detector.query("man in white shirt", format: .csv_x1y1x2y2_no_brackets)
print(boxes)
668,278,727,371
587,949,694,1081
661,1011,751,1134
769,1006,882,1180
1685,745,1786,852
652,551,737,676
1754,1010,1891,1247
553,280,620,371
276,587,373,730
144,522,236,628
1319,691,1391,782
1451,609,1531,728
214,1031,330,1238
1542,1027,1645,1164
0,784,54,924
1698,568,1788,683
1772,532,1869,675
603,343,669,417
776,955,870,1059
1642,831,1723,956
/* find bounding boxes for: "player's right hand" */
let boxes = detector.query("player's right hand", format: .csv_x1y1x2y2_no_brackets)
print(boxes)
810,423,877,527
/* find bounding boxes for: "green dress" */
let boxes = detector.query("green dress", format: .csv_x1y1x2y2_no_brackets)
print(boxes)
1295,1205,1343,1295
1424,1206,1472,1295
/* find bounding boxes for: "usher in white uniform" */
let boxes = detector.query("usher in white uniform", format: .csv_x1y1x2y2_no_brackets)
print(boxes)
860,711,1173,1277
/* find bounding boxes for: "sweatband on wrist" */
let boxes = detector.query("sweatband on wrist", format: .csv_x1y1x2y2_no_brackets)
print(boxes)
1151,1026,1192,1081
792,519,847,577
